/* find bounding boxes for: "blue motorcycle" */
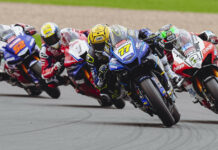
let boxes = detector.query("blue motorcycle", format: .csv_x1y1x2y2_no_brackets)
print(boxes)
1,29,60,98
108,35,180,127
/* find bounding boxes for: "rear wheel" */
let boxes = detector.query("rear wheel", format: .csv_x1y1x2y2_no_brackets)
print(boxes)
205,78,218,109
98,94,113,107
140,78,175,127
25,87,42,96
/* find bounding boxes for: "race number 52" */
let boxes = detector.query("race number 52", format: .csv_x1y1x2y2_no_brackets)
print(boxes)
13,40,26,54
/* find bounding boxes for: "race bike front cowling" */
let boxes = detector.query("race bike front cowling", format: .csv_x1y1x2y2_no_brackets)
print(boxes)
3,33,60,98
109,36,180,127
172,30,218,113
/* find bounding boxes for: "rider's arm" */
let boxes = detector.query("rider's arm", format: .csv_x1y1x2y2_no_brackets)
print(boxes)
196,31,218,44
86,48,98,85
40,46,58,79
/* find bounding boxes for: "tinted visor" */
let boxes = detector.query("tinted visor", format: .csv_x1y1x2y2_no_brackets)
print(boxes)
92,42,105,51
42,33,59,46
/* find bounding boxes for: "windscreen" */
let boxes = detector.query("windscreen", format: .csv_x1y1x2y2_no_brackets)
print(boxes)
110,25,128,47
176,29,197,57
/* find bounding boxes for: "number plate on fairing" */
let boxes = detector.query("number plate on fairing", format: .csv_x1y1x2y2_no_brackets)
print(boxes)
114,40,134,61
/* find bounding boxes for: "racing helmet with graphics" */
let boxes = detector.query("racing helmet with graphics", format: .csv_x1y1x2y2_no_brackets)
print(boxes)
88,24,110,53
40,22,61,49
159,24,180,51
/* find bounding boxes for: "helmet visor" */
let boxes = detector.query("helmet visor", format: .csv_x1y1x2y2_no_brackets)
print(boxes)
92,42,105,51
42,33,60,46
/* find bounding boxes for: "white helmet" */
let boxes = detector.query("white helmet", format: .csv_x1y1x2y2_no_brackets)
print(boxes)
40,22,61,49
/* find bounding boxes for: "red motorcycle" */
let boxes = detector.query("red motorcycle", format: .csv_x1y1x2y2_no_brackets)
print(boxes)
63,39,125,108
171,29,218,113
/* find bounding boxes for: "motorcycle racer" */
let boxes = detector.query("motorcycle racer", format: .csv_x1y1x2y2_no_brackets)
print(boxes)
158,24,218,63
86,24,138,101
157,24,218,103
138,25,218,84
86,24,174,105
0,23,36,83
40,22,89,90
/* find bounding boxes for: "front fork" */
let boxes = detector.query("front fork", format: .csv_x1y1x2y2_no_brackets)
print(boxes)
193,68,218,108
21,56,40,84
146,54,176,101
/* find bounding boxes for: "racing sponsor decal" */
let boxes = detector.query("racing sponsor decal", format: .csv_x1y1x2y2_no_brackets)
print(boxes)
9,38,21,48
203,44,213,54
173,63,185,72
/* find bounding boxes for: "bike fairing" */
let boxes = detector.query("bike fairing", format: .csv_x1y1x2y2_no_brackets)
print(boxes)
109,36,149,70
171,29,218,112
4,34,37,64
63,37,92,85
109,36,170,103
3,34,39,83
172,30,216,77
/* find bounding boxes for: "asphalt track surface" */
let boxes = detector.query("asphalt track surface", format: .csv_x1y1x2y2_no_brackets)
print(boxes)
0,82,218,150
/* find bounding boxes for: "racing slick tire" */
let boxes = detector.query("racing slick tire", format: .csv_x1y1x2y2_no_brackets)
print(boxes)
140,78,175,127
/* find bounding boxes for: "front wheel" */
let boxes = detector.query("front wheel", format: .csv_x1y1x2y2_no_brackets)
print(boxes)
171,104,180,125
44,86,61,99
205,77,218,109
140,78,175,127
112,98,125,109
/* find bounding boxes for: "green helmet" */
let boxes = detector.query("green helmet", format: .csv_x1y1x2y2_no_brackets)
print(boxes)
159,24,179,51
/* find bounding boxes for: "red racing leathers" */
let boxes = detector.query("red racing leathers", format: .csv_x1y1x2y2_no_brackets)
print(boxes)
40,28,89,87
164,31,218,64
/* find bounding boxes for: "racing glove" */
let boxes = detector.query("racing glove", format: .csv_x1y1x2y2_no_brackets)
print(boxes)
53,62,62,72
96,64,108,89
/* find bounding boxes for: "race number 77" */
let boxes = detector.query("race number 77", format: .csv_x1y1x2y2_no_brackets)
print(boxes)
118,44,131,56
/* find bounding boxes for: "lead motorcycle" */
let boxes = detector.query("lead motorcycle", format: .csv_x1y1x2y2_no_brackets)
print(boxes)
171,29,218,113
108,31,180,127
63,39,125,108
1,30,60,98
